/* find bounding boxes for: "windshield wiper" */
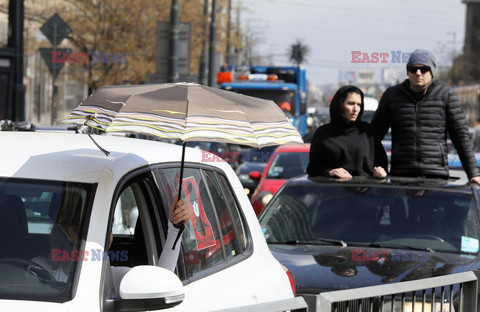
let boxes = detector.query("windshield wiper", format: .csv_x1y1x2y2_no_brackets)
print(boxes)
313,238,347,247
269,238,347,247
368,243,435,253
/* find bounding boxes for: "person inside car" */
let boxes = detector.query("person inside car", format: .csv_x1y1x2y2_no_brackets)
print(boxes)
109,197,190,297
307,85,387,179
31,197,190,298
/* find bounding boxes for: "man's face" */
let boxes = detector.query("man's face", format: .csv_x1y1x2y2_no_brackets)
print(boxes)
407,65,432,91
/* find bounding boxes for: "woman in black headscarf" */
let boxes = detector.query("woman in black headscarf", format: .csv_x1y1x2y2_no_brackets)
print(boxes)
307,85,387,179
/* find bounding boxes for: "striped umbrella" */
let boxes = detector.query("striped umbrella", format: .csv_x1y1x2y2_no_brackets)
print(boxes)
62,82,303,147
62,82,304,244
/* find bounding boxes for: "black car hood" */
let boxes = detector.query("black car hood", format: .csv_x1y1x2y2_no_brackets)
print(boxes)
269,244,480,295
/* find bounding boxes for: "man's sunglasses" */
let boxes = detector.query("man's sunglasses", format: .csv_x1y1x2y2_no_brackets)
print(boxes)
407,66,430,74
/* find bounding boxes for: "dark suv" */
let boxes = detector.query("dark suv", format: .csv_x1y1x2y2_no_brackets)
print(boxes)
259,174,480,311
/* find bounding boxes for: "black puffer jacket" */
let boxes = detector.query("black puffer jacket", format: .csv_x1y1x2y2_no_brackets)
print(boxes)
371,79,479,179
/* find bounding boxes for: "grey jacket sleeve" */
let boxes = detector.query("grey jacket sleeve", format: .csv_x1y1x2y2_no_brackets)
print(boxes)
157,222,183,272
446,89,480,179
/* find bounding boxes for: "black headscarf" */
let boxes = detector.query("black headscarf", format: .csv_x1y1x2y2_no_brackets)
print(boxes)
329,85,365,125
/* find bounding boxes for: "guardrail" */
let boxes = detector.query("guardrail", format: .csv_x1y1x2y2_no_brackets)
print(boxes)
302,271,479,312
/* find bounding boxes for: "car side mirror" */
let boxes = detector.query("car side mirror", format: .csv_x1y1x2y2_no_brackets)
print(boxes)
249,171,262,181
115,266,184,311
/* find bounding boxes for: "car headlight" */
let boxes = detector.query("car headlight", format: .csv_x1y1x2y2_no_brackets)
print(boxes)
260,191,274,206
244,188,250,196
238,174,249,181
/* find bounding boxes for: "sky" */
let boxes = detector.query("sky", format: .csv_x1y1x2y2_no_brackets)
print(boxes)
240,0,467,86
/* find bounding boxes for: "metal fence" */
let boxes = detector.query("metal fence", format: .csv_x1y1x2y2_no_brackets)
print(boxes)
302,271,479,312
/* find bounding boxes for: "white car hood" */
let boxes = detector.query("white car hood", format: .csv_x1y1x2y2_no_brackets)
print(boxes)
0,300,68,312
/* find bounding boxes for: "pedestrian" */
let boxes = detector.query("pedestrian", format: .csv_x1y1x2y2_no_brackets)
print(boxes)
307,85,388,179
371,49,480,183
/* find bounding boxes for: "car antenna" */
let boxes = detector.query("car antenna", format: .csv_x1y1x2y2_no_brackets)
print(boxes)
84,115,110,156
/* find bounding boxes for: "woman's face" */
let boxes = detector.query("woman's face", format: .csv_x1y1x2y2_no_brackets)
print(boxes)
342,92,362,123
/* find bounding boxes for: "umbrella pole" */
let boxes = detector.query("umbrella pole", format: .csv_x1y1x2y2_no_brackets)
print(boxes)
83,116,110,156
86,132,110,156
172,141,186,249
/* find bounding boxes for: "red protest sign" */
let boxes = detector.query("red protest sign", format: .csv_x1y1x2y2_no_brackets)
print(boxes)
182,177,216,250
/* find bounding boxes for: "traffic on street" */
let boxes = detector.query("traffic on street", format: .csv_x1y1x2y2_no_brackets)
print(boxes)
1,1,480,312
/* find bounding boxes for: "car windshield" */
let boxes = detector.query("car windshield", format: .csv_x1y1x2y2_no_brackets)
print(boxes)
260,183,480,254
0,177,95,302
266,152,309,179
240,145,277,163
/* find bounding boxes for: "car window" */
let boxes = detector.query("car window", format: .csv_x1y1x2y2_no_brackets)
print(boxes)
109,179,157,268
215,173,247,250
153,166,249,280
182,168,225,275
266,152,309,179
112,186,139,236
204,171,243,260
0,178,94,302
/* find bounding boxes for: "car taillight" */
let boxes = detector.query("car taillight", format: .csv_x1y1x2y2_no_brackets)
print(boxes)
280,263,296,296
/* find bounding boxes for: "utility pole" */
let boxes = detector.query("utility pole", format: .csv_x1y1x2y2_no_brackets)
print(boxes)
169,0,179,83
8,0,25,122
198,0,209,85
226,0,232,65
207,0,217,86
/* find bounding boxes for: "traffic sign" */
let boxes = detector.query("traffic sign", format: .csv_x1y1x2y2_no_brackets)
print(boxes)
39,47,72,81
40,13,72,46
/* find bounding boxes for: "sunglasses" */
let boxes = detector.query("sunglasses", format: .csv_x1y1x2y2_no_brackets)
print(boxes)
407,66,430,74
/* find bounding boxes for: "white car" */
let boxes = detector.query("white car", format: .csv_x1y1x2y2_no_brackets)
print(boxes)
0,131,306,312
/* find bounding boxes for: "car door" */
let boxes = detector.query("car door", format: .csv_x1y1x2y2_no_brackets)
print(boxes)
102,164,256,311
101,169,166,311
153,165,256,311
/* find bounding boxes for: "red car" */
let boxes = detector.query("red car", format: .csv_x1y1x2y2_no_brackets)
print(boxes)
249,144,310,216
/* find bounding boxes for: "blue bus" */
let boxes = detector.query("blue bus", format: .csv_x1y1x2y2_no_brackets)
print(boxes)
218,66,308,136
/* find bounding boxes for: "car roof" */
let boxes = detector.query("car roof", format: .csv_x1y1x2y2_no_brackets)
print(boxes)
0,132,219,183
283,172,473,192
273,143,310,153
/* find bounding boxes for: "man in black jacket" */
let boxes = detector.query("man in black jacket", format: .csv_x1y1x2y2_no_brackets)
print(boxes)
371,49,480,183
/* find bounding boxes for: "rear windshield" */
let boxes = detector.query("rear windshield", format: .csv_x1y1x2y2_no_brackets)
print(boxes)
260,184,480,254
0,177,95,302
266,152,309,179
